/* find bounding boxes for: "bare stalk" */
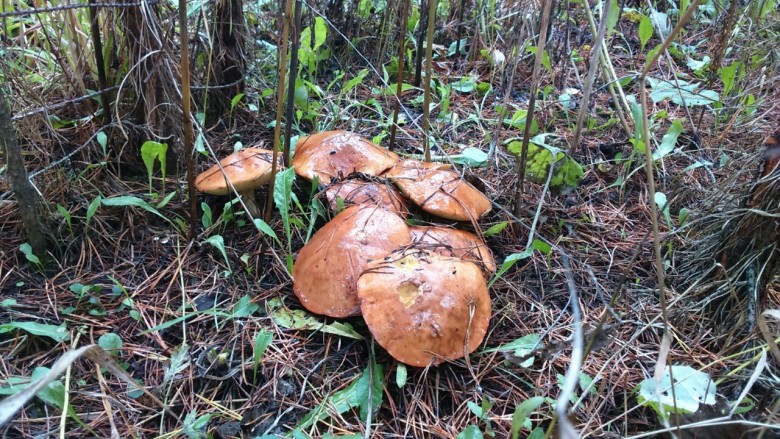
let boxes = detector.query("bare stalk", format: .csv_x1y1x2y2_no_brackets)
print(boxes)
413,0,426,87
264,0,294,222
178,0,196,240
388,0,410,151
421,0,437,162
571,0,610,150
88,0,111,124
283,0,302,167
513,0,554,217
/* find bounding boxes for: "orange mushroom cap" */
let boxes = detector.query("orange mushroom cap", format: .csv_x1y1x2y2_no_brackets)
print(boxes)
410,226,496,274
195,148,281,195
357,249,492,367
292,205,412,317
292,131,399,184
325,179,409,217
385,159,491,222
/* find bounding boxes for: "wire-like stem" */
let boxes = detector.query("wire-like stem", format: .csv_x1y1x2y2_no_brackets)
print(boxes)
283,0,302,167
179,0,196,240
513,0,554,217
388,0,410,151
421,0,436,162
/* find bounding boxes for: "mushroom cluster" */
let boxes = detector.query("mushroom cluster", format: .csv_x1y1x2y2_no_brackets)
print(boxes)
291,130,496,367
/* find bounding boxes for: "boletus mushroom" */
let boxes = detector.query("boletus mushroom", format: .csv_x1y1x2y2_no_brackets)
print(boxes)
195,148,281,217
292,131,399,184
385,159,491,222
410,226,496,274
292,205,412,317
357,248,492,367
325,179,409,217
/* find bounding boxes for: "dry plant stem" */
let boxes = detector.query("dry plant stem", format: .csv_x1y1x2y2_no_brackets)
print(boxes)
0,88,48,257
455,0,466,55
179,0,196,241
283,0,302,167
421,0,436,162
697,0,739,128
571,0,610,150
414,0,426,87
88,0,111,124
264,0,294,223
388,0,410,151
513,0,553,217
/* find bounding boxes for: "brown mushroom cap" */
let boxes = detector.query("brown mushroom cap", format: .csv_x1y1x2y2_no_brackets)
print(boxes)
410,226,496,274
292,131,399,184
325,180,409,217
357,249,492,367
385,159,491,222
292,205,412,317
195,148,281,195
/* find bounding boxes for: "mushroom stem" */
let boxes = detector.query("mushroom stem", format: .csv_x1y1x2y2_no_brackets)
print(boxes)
239,190,261,217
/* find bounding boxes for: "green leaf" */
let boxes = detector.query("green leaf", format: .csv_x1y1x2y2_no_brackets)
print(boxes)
230,92,244,111
636,365,716,418
678,207,690,227
253,329,273,374
654,192,672,226
268,298,363,339
456,425,483,439
0,321,70,342
647,77,719,107
511,396,545,439
605,0,620,33
313,17,327,50
96,131,108,155
452,77,477,93
98,333,123,352
102,196,170,223
483,333,541,368
343,69,368,94
489,248,534,287
230,295,259,318
204,234,232,274
483,221,508,238
653,119,684,161
201,202,213,228
19,243,41,266
638,15,653,51
448,147,488,167
140,141,168,191
86,195,102,226
156,191,177,209
297,364,383,429
56,204,72,230
395,364,407,388
720,61,740,97
253,219,281,246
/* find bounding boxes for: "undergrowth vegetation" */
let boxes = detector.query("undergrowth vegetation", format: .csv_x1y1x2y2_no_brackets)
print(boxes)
0,0,779,437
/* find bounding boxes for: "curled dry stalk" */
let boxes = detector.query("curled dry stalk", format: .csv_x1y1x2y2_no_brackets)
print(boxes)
513,0,554,217
388,0,410,151
179,0,197,240
421,0,436,162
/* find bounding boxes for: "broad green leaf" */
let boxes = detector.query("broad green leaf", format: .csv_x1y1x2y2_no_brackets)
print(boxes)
253,219,281,246
86,195,102,225
396,364,407,388
720,61,740,96
489,248,534,287
98,333,123,352
653,119,684,161
483,333,541,368
511,396,545,438
456,425,483,439
102,196,170,222
96,131,108,155
268,298,363,339
19,243,40,266
678,207,690,227
636,365,716,418
313,17,327,50
343,69,368,94
140,141,168,191
605,0,620,33
654,192,672,226
201,202,213,228
638,15,653,51
449,147,488,167
483,221,508,238
204,235,232,274
647,77,719,107
230,295,259,318
0,321,70,342
253,329,273,374
452,77,477,93
230,93,244,111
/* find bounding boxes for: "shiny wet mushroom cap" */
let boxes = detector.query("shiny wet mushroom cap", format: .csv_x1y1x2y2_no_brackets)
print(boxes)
195,148,281,217
292,205,412,318
410,226,496,274
292,131,400,184
325,179,409,217
385,159,491,222
357,249,491,367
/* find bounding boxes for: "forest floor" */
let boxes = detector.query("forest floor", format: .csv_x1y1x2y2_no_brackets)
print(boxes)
1,3,780,438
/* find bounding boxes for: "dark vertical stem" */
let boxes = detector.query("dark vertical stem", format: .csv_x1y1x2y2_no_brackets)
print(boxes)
455,0,466,56
0,88,49,257
422,0,436,162
88,0,111,124
283,0,302,167
413,0,426,87
179,0,196,240
513,0,554,217
388,0,410,151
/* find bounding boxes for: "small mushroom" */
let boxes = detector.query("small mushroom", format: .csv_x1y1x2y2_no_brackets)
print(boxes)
385,159,491,222
410,226,496,274
292,131,399,184
325,179,409,217
292,205,412,317
195,148,281,217
357,249,492,367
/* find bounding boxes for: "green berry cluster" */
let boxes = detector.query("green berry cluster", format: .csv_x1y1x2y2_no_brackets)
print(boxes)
506,141,584,190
